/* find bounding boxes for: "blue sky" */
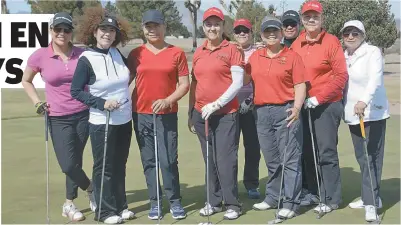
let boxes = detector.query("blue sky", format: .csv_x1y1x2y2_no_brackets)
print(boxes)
5,0,401,18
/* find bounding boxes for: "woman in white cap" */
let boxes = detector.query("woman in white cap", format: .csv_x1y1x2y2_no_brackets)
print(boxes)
341,20,389,223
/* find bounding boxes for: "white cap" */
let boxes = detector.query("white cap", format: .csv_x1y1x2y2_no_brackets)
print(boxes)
340,20,366,34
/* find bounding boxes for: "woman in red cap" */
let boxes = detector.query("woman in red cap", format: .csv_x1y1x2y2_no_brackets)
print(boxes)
291,0,348,215
188,6,244,220
232,18,261,200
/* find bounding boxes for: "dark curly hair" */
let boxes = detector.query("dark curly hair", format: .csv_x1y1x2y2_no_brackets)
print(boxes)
76,6,133,47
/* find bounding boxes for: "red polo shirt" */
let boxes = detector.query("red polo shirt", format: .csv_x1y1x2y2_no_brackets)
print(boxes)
127,44,189,114
291,29,348,104
246,46,306,105
192,39,244,114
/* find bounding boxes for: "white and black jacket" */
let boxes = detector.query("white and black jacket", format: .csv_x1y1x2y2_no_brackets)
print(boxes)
71,46,132,125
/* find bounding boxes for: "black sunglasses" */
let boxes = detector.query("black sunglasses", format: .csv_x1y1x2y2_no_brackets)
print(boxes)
343,32,360,38
283,21,298,28
234,28,250,35
53,27,72,34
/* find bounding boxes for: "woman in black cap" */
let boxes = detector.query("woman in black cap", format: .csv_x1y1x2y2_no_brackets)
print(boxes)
127,9,190,221
70,6,134,224
22,12,95,222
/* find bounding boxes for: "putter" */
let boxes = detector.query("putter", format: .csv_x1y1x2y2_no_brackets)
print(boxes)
199,119,212,225
359,116,381,225
97,110,110,224
153,112,161,224
307,109,325,219
268,112,292,224
44,111,50,225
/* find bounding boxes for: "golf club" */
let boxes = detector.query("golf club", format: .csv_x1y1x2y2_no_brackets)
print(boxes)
307,109,325,219
44,110,50,225
97,110,110,224
359,116,381,224
268,112,291,224
153,112,161,224
199,119,212,225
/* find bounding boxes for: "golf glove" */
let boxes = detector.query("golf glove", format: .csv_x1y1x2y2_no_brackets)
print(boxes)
35,101,48,115
239,97,253,114
304,97,319,109
201,100,222,120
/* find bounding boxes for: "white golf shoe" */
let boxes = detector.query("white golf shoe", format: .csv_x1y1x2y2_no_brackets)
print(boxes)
120,209,135,220
278,208,296,219
62,202,85,221
199,203,223,216
348,198,383,209
253,201,273,210
313,204,333,213
223,209,242,220
103,215,123,224
365,205,380,222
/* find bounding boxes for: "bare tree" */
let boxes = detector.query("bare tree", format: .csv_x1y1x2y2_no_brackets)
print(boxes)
185,0,201,52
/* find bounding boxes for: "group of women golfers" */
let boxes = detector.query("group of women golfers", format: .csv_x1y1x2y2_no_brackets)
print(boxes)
21,1,389,224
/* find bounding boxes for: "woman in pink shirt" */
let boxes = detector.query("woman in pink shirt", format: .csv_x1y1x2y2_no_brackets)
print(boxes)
21,12,95,222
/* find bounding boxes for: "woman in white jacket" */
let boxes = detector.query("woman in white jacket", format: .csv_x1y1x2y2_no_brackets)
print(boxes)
341,20,390,223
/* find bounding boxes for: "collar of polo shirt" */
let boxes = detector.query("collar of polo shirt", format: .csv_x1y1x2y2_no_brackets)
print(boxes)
47,41,77,58
202,39,230,50
301,29,327,45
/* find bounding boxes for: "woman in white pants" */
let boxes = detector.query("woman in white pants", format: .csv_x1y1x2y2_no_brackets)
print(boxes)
341,20,390,223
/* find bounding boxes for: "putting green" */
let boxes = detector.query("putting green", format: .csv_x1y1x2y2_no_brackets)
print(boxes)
2,89,400,224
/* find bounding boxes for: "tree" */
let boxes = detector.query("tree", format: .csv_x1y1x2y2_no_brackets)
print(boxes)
185,0,201,52
104,0,117,14
27,0,101,17
268,4,276,16
1,0,9,14
116,0,190,42
197,26,205,38
301,0,398,52
235,0,268,42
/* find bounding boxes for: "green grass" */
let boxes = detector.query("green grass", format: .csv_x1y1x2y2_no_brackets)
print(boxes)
2,89,400,224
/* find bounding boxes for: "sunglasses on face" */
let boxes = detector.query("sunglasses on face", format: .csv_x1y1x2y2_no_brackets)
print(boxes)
343,32,360,38
52,27,72,34
234,28,250,35
283,21,298,28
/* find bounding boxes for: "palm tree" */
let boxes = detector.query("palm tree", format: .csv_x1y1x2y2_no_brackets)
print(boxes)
185,0,201,52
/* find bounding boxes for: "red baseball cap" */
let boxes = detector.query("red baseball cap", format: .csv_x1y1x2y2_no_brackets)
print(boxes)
203,7,225,21
301,1,323,14
233,18,252,30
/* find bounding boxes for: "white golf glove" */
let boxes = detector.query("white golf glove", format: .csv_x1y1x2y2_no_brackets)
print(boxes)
304,96,319,109
239,97,253,114
201,100,222,120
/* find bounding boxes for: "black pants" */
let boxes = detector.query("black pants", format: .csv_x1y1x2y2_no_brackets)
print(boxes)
254,103,303,211
302,101,343,206
239,110,261,190
90,120,132,221
191,109,242,211
48,109,91,200
133,113,182,207
349,119,386,206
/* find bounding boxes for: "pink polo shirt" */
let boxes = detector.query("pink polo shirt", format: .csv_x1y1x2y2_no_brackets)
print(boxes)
27,43,88,116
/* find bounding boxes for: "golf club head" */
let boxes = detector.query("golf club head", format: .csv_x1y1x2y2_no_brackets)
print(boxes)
316,211,325,219
198,223,213,225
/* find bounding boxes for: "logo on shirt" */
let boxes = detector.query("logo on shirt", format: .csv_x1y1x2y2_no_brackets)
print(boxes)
278,56,287,64
216,52,230,64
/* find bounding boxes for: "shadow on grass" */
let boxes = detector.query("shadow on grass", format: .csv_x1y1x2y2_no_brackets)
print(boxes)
340,167,400,219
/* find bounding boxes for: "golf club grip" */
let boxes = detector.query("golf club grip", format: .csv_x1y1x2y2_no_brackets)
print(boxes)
359,117,366,139
205,119,209,137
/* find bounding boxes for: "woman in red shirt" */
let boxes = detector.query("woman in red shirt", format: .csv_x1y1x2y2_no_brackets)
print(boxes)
245,16,306,221
188,7,244,220
127,9,190,221
291,1,348,214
